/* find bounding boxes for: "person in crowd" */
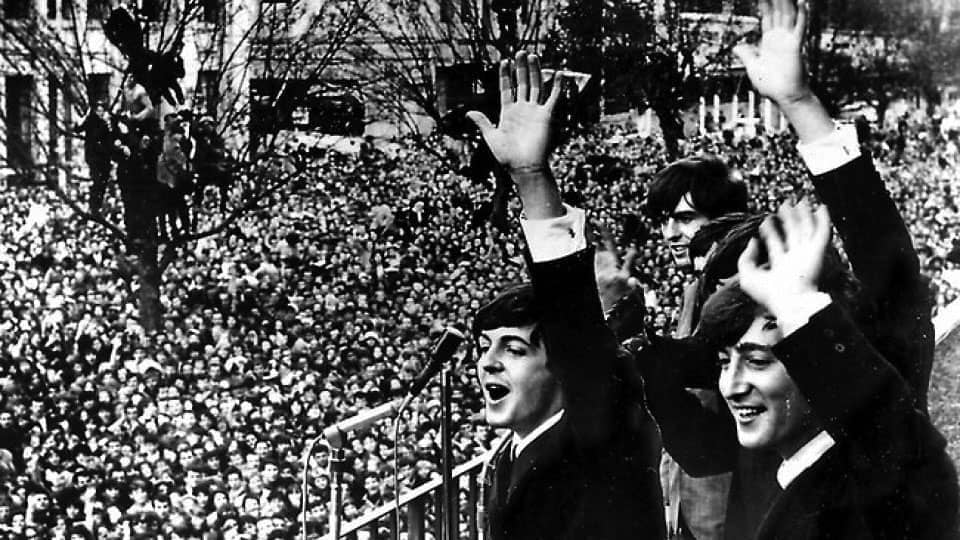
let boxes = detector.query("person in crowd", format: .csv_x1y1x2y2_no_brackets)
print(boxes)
192,116,232,214
73,101,119,215
467,50,665,539
119,77,157,137
157,113,192,239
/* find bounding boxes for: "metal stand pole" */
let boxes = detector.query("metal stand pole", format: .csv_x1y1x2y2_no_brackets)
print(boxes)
329,447,346,539
301,435,325,540
440,367,455,540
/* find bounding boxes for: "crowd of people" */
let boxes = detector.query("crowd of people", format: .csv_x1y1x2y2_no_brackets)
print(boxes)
0,99,958,539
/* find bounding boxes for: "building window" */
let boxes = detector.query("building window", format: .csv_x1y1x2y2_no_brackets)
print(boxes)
48,76,59,164
5,75,35,169
733,0,756,16
194,70,219,117
201,0,219,22
3,0,30,18
63,78,73,162
87,0,107,19
439,0,453,22
86,73,111,107
141,0,161,21
678,0,722,13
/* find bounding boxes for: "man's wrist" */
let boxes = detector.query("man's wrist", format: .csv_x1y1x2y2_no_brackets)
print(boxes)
511,167,564,220
509,164,550,180
767,290,832,338
775,86,817,107
774,90,836,145
773,87,820,118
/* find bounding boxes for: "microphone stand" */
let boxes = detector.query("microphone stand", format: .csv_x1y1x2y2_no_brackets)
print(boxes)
440,366,455,540
329,447,346,539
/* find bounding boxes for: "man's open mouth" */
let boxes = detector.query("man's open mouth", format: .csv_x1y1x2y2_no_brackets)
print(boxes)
732,405,765,423
484,383,510,402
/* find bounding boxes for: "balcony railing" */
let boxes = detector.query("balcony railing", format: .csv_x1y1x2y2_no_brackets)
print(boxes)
327,451,489,540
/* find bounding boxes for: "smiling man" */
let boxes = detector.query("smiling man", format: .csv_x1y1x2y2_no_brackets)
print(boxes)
714,312,817,455
639,2,957,536
467,52,664,539
647,156,748,270
643,154,748,540
690,200,958,538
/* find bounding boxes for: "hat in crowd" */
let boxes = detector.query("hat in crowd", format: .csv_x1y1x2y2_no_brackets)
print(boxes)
137,359,164,376
68,526,93,540
0,449,13,473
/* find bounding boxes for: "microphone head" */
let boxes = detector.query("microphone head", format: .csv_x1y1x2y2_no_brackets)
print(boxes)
431,327,465,362
406,327,466,398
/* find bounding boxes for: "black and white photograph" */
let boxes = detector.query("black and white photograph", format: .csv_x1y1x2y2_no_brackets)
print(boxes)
0,0,959,538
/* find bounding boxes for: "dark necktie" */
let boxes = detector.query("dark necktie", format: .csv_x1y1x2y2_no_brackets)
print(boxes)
495,440,515,504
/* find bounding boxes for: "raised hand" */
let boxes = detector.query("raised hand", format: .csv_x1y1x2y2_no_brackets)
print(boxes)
734,0,811,106
737,199,832,317
466,51,564,175
595,229,639,312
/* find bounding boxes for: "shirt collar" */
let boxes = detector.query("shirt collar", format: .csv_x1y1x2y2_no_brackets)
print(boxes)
777,430,836,488
512,409,564,459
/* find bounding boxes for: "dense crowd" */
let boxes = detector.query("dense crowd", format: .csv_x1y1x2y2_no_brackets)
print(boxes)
0,108,958,540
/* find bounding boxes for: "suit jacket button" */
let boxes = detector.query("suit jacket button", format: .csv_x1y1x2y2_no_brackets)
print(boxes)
834,343,846,353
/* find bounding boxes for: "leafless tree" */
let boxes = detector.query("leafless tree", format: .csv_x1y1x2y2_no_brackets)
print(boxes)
0,0,370,329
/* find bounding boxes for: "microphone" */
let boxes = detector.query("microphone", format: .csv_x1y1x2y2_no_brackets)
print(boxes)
406,327,465,397
323,399,401,449
321,327,465,449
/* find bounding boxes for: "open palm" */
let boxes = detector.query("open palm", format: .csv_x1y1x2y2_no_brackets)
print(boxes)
735,0,809,104
737,200,832,315
467,51,563,174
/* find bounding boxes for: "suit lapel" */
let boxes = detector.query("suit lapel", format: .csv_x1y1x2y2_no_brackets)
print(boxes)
505,416,568,511
485,439,513,537
755,451,838,540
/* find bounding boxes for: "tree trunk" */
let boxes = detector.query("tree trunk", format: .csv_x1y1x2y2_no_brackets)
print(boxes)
876,98,890,129
134,234,164,332
656,105,682,160
118,152,165,332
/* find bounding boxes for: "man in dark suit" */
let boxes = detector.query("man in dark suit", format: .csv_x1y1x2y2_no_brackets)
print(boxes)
74,101,117,214
639,1,955,537
692,199,959,539
466,51,665,540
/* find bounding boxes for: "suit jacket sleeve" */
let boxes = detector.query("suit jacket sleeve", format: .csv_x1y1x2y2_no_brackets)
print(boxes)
528,247,621,448
773,303,947,482
635,336,739,476
810,154,933,407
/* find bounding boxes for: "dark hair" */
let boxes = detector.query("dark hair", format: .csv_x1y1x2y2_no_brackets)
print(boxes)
688,213,759,261
471,283,543,348
646,155,748,220
690,213,768,320
696,224,866,348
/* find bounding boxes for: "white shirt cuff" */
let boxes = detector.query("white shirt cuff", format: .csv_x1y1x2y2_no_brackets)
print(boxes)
796,123,861,175
775,292,833,338
520,204,587,263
